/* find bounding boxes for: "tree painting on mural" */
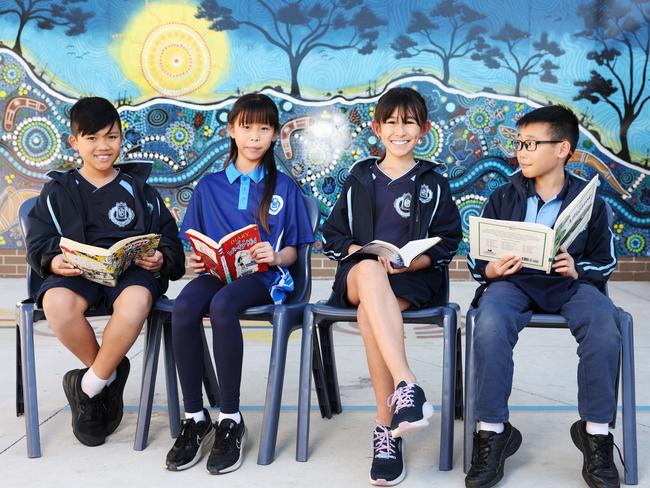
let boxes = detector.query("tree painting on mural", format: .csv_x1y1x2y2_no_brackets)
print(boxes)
573,0,650,164
0,0,93,57
196,0,386,97
391,0,486,86
471,23,565,97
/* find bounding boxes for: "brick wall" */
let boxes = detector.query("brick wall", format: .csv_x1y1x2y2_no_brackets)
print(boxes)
2,249,649,280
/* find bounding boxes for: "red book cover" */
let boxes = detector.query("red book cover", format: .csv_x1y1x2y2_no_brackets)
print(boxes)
185,224,268,283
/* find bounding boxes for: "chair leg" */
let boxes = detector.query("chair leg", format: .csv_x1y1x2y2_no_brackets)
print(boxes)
16,324,24,416
17,301,41,458
438,307,457,471
201,327,220,408
134,311,163,451
162,315,181,438
257,310,291,465
619,311,638,485
311,317,332,419
319,320,342,414
463,309,477,474
455,326,464,420
298,305,317,462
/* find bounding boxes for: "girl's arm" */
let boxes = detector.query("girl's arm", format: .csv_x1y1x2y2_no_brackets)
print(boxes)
322,180,359,260
423,179,462,268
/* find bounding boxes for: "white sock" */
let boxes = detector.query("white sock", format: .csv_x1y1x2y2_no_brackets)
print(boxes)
185,410,206,423
219,411,241,424
105,369,117,387
586,422,609,436
81,367,109,398
478,421,504,434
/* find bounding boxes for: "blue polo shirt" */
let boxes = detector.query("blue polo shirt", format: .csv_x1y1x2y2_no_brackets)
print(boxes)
180,163,315,303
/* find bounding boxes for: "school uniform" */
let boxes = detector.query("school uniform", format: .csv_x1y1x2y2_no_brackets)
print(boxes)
467,171,620,424
26,163,185,311
172,164,314,414
322,157,462,308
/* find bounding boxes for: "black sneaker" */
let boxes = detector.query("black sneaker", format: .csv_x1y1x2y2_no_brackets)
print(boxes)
465,423,522,488
207,416,247,475
165,409,215,471
388,381,433,438
105,357,130,435
370,424,405,486
570,420,620,488
62,368,107,447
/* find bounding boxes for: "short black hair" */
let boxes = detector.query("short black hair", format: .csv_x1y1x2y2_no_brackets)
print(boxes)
374,87,428,127
70,97,121,136
516,105,579,161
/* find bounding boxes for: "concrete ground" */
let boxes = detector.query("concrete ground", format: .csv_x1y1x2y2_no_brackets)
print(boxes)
0,277,647,488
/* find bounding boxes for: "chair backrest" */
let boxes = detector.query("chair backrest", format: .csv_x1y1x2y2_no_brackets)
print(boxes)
19,197,44,300
285,195,320,305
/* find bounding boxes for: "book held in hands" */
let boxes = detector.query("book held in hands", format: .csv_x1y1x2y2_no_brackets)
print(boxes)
342,236,442,268
185,224,268,283
59,234,161,287
469,175,599,273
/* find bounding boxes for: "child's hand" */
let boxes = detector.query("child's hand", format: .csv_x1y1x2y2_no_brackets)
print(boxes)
553,246,578,279
50,254,83,277
378,256,409,275
135,250,164,272
188,253,205,273
250,241,279,266
485,255,522,279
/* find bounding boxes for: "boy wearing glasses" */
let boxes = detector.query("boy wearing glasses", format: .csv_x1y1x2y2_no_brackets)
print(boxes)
466,106,621,488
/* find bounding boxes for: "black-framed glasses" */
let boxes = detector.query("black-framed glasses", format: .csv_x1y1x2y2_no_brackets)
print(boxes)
514,139,565,151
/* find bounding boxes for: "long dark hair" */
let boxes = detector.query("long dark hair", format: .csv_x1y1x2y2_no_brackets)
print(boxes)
226,93,280,233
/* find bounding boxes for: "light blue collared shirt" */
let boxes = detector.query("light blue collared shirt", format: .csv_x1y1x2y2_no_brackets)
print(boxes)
225,163,265,210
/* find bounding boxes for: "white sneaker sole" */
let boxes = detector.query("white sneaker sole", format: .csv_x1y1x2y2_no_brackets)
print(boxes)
391,402,434,438
165,427,215,471
369,439,406,486
209,427,247,474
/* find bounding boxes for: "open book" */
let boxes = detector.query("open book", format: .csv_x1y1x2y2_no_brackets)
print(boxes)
60,234,161,287
469,175,599,273
342,236,442,268
185,224,268,283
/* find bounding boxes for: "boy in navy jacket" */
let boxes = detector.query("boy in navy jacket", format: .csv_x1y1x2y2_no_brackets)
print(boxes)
466,106,621,488
26,98,185,447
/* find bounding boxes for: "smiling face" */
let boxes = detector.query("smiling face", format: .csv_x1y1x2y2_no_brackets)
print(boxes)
371,108,430,162
516,122,571,179
228,115,276,167
69,122,122,178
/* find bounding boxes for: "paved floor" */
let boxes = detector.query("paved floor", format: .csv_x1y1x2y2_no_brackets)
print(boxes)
0,278,647,487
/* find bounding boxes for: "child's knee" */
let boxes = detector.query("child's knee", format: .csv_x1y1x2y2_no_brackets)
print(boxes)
42,289,86,325
114,286,152,315
353,259,385,280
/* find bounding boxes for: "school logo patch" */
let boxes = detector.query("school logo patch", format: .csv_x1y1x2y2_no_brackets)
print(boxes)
394,192,412,218
269,195,284,215
419,184,433,204
108,202,135,227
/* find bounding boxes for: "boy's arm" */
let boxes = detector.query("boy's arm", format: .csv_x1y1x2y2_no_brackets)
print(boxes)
25,191,65,277
466,192,500,284
572,198,617,288
423,180,462,267
322,180,358,260
155,194,186,280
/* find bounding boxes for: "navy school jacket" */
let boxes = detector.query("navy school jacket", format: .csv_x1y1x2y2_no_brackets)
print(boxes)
25,162,186,292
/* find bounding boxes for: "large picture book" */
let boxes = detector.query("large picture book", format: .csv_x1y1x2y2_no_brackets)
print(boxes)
185,224,268,283
59,234,161,287
342,236,442,268
469,175,599,273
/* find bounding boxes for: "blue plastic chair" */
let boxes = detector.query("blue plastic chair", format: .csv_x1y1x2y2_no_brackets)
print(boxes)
297,266,463,470
15,197,180,457
463,204,638,485
136,194,320,465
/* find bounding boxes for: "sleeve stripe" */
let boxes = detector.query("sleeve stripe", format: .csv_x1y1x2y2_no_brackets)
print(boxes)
46,195,62,235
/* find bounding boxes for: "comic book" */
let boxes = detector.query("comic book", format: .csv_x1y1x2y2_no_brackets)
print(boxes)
185,224,267,283
59,234,161,287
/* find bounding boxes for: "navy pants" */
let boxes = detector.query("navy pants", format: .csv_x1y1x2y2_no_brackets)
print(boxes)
171,273,272,414
474,280,621,424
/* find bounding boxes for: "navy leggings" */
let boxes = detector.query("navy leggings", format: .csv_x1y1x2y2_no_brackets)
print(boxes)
172,273,273,413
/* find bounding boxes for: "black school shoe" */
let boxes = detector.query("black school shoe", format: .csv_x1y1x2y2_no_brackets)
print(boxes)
105,357,130,435
62,368,107,447
570,420,620,488
465,423,522,488
165,409,215,471
370,424,405,486
389,381,434,438
207,416,247,475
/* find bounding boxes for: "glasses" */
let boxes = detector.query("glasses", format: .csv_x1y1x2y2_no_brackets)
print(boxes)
514,139,565,151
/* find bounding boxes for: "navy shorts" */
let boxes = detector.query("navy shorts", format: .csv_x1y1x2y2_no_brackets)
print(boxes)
36,265,163,313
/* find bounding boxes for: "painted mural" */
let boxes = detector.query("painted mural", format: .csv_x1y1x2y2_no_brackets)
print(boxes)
0,0,649,257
